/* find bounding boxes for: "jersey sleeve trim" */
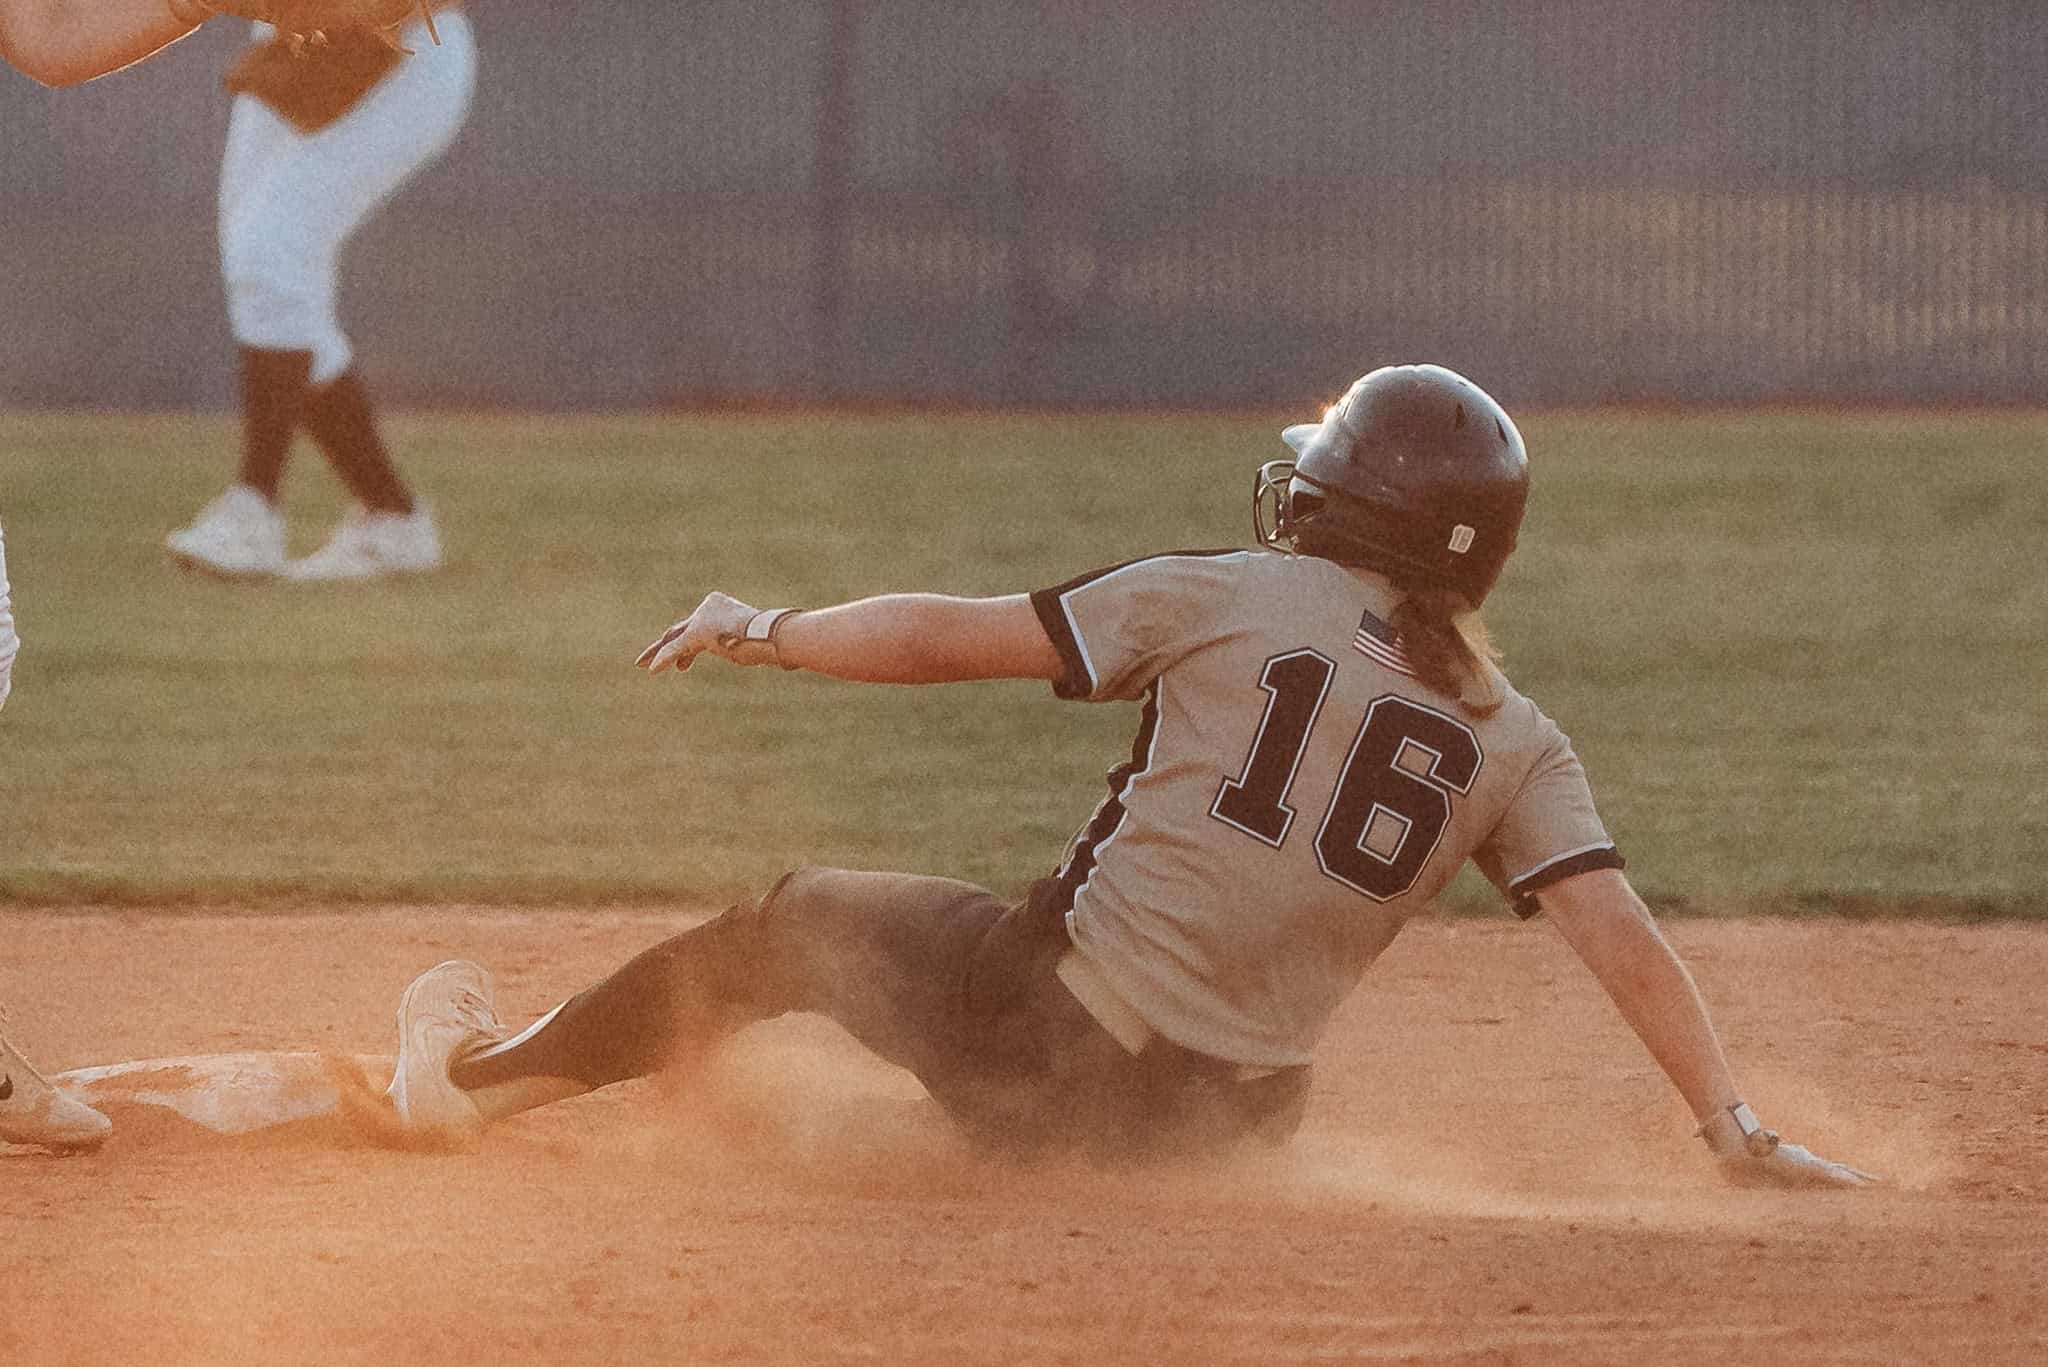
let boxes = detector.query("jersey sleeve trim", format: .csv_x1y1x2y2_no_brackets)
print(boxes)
1029,586,1096,700
1507,843,1627,919
1028,549,1244,702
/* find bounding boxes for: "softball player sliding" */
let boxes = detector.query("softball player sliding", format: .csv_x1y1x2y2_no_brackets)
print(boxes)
166,1,473,581
369,364,1873,1189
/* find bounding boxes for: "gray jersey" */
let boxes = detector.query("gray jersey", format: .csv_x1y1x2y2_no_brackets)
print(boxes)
1029,549,1622,1067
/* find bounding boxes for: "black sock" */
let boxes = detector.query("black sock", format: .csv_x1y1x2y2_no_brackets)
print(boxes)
236,347,312,502
302,369,413,515
452,915,784,1094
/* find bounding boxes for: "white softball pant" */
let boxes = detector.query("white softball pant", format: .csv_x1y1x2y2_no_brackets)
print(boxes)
218,10,477,385
0,518,17,710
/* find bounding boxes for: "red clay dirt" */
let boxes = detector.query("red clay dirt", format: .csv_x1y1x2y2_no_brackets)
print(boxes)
5,907,2044,1366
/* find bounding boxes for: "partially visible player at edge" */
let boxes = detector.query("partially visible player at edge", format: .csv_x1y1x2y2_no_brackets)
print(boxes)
0,518,115,1151
381,363,1872,1187
1,0,363,1155
0,0,169,1147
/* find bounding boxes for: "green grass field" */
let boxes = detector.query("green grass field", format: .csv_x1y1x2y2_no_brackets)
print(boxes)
2,408,2043,914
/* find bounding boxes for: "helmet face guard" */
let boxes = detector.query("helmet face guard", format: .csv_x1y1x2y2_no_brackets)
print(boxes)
1252,458,1297,551
1254,364,1529,607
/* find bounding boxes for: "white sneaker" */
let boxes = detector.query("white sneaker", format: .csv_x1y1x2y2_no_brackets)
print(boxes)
386,959,502,1147
165,484,286,579
0,1020,112,1152
284,502,441,582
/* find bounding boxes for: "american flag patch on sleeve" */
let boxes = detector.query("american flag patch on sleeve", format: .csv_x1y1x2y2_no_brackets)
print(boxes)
1352,608,1416,677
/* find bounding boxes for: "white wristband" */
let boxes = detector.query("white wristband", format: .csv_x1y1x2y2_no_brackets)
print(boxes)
1699,1101,1780,1159
741,607,796,643
719,608,801,669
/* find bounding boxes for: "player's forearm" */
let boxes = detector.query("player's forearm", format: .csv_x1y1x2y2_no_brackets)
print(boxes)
0,0,198,87
1539,873,1741,1126
774,593,1049,684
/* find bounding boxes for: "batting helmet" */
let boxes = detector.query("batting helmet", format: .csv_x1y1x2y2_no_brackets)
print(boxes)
1254,363,1529,607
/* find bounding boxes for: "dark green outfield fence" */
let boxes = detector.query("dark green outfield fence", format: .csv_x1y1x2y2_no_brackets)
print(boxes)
4,2,2045,411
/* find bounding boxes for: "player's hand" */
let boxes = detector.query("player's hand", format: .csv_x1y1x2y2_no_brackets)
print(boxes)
1699,1102,1878,1190
638,594,802,674
637,592,758,674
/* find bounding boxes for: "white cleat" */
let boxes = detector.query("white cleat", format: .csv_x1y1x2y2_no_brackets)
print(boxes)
386,959,501,1148
283,502,441,582
166,483,287,579
0,1022,112,1152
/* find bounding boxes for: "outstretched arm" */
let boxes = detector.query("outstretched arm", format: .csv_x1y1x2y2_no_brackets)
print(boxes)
0,0,203,87
637,590,1066,685
1536,867,1875,1189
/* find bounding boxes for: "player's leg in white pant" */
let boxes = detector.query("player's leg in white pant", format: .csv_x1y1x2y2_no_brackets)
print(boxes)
164,88,305,577
219,14,476,380
0,517,18,710
277,14,475,577
177,14,477,575
216,82,296,231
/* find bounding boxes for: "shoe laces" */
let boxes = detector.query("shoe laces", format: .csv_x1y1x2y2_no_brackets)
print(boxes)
451,988,497,1029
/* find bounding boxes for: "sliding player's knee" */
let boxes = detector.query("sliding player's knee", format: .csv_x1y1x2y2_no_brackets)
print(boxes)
724,866,853,947
630,878,824,1026
751,866,828,919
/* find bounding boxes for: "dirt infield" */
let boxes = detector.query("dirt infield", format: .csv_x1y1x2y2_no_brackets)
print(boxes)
5,907,2044,1366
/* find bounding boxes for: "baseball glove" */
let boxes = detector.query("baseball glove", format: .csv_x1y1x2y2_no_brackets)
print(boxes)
168,0,439,53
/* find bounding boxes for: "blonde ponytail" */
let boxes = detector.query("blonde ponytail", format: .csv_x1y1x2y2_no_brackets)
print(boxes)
1389,589,1503,719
